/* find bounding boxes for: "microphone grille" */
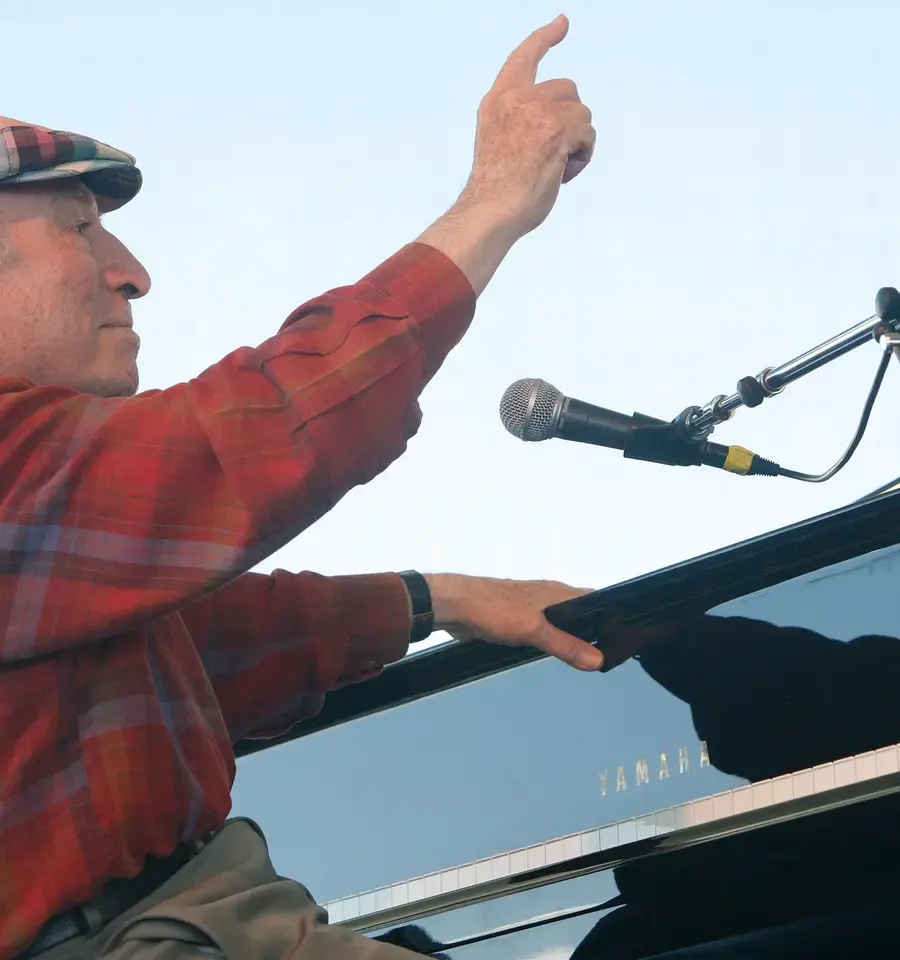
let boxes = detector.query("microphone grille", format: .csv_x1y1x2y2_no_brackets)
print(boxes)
499,378,564,441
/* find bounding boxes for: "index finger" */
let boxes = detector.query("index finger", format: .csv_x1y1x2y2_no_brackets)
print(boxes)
492,14,570,90
536,621,604,671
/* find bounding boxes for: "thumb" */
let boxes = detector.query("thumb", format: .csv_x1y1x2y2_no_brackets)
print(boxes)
534,621,604,671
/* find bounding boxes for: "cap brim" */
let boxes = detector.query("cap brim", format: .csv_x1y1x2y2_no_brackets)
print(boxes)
3,162,142,213
0,118,142,212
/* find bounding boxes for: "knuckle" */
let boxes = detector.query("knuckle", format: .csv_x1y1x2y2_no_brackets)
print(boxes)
478,93,496,117
540,77,579,101
561,103,592,127
559,78,580,100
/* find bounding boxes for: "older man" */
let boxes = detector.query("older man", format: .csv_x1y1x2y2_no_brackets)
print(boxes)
0,16,599,960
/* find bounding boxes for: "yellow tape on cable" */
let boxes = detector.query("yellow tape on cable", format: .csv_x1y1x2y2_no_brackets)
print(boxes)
723,446,756,475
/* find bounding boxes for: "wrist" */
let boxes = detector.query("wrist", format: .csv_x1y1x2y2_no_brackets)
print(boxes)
397,570,435,643
416,195,522,297
454,185,527,237
423,573,471,630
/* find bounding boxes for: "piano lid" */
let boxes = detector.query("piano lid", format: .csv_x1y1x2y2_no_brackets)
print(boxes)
232,491,900,915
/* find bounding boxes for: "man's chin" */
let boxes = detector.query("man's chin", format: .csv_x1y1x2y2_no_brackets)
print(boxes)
90,366,140,398
111,375,139,398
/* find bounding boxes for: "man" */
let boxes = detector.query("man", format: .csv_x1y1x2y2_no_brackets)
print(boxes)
0,16,602,960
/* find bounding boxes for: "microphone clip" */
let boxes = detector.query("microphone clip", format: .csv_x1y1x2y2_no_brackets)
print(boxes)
623,413,780,477
622,412,709,468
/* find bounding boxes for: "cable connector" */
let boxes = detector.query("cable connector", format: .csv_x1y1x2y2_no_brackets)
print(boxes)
701,442,780,476
744,452,780,476
723,445,780,476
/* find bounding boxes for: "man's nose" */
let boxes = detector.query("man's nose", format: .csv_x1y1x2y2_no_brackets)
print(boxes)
101,240,152,300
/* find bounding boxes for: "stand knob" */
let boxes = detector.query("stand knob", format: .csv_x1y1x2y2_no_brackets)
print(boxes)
875,287,900,325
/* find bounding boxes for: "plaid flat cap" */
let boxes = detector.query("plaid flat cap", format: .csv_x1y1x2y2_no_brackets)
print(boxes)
0,116,141,212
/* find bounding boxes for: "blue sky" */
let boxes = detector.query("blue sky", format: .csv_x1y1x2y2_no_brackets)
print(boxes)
7,1,899,589
8,0,900,913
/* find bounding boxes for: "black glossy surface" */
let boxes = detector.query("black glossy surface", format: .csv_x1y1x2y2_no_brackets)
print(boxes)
321,488,900,956
569,789,900,958
233,491,900,913
235,489,900,758
367,784,900,957
602,790,900,956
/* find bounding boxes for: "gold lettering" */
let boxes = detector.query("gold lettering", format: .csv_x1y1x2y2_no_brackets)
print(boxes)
636,758,649,786
600,743,709,795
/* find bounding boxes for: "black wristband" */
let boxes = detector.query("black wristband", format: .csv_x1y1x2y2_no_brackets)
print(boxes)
397,570,434,644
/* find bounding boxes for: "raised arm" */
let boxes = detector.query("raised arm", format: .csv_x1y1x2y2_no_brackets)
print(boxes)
0,244,473,663
0,15,596,667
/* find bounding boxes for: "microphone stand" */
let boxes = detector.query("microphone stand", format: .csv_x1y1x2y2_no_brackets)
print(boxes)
678,287,900,442
627,286,900,484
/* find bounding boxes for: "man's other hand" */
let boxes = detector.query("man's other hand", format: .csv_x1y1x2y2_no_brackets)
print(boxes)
466,14,596,236
417,14,595,295
424,573,603,671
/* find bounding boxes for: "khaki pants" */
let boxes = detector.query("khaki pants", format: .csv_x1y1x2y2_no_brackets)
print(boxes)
40,820,422,960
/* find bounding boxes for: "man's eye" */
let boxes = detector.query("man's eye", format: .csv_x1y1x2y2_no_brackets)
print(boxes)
73,220,91,235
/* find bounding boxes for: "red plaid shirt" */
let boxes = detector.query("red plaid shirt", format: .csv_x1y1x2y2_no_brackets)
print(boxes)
0,243,475,957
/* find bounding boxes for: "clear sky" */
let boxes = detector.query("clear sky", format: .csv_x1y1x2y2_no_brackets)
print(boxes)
8,0,900,927
7,0,899,590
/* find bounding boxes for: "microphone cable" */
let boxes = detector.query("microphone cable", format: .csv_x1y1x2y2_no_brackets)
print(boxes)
761,344,893,484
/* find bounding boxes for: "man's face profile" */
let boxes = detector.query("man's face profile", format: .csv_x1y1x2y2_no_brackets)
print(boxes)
0,180,151,397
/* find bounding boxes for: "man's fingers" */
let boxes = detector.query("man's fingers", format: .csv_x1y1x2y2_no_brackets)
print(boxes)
535,622,604,671
534,77,581,103
562,123,596,183
494,14,570,90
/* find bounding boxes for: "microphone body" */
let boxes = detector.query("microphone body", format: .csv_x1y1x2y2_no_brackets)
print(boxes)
499,379,778,476
555,397,635,450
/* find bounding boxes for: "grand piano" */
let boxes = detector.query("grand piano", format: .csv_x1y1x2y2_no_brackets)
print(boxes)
230,483,900,957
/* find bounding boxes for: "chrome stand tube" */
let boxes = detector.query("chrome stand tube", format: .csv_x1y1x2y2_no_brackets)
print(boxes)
682,286,900,441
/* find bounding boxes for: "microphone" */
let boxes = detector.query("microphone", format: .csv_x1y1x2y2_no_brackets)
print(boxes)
499,378,780,476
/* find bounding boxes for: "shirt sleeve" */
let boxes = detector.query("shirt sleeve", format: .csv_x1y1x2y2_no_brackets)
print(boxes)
180,569,411,742
0,243,474,664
